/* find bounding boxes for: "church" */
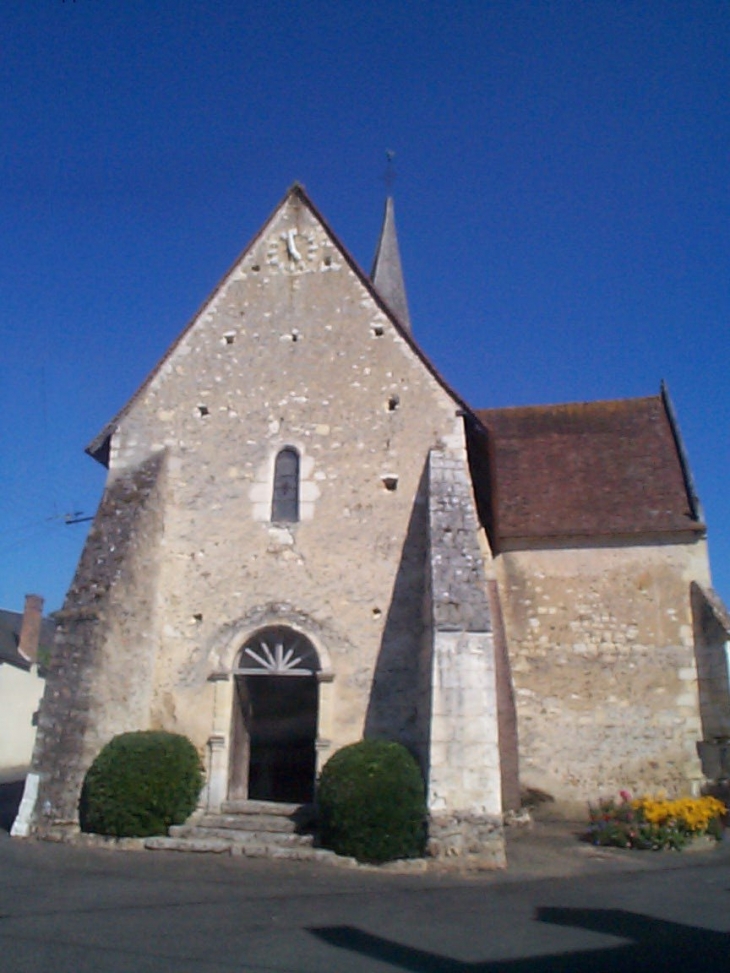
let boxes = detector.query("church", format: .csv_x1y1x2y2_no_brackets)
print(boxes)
15,185,730,861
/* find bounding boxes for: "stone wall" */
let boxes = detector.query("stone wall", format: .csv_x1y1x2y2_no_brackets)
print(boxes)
111,196,462,766
495,538,710,808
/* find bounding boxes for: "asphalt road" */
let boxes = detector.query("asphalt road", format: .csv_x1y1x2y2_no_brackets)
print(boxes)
1,828,729,972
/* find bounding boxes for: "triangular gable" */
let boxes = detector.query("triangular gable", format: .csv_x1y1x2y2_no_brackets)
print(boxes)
87,184,473,466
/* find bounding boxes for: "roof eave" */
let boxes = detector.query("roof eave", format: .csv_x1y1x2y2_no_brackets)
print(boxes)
495,522,707,549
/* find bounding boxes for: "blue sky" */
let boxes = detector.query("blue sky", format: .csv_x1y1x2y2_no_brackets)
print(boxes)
2,0,728,612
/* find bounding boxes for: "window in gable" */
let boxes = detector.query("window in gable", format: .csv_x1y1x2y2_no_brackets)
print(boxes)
272,447,300,523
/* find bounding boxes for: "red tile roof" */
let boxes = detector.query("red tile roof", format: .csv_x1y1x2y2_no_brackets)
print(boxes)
472,394,703,547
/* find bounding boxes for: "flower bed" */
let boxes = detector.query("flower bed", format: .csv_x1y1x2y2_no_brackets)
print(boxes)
588,791,726,851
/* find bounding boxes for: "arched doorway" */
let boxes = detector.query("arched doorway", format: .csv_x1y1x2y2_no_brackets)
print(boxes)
229,626,319,804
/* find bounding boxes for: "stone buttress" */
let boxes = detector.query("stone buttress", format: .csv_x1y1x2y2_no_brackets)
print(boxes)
422,446,505,865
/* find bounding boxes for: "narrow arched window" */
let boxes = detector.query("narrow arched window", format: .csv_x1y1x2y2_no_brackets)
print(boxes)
272,447,300,523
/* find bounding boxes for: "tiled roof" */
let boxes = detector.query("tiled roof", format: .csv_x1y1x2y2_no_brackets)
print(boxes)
472,394,703,547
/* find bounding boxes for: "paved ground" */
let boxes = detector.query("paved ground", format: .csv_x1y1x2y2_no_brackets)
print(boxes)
1,821,729,972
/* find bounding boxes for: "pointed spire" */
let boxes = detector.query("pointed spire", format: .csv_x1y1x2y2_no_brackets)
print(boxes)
371,197,411,333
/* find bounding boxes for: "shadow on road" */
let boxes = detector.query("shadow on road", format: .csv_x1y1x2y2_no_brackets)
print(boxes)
310,907,730,972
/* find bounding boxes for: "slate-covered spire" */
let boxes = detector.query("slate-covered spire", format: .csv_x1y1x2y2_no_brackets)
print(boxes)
371,196,411,333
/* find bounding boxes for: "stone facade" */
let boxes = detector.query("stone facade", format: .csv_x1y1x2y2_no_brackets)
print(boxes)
18,187,503,860
495,539,710,809
15,185,730,856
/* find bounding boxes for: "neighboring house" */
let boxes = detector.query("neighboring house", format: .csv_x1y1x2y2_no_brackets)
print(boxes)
0,596,53,782
15,186,730,859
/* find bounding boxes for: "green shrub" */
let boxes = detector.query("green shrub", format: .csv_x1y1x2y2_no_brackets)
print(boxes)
317,739,426,864
79,731,203,837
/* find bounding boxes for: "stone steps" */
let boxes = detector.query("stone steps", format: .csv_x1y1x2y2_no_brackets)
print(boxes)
144,834,351,863
220,799,306,816
191,813,302,834
171,825,314,847
145,800,324,861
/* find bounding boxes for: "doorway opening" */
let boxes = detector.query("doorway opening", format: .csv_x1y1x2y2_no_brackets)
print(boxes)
229,626,320,804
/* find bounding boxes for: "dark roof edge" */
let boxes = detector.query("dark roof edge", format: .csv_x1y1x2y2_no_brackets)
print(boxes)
497,523,706,543
493,526,707,556
660,380,703,523
86,184,473,466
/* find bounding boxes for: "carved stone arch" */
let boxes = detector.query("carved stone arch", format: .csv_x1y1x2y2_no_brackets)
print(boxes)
214,608,334,681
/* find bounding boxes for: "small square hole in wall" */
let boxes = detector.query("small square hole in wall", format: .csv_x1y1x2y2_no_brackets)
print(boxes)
198,404,209,417
372,325,384,337
224,333,235,345
323,255,332,266
387,394,400,412
192,612,203,623
251,263,260,272
381,474,398,492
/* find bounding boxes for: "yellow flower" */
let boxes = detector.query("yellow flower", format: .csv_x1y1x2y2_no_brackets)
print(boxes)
631,794,726,833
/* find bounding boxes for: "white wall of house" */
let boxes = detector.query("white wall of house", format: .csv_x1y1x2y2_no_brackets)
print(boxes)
0,663,44,780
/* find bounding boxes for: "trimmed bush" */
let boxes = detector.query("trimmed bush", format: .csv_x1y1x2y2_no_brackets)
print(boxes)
317,739,426,864
79,730,203,838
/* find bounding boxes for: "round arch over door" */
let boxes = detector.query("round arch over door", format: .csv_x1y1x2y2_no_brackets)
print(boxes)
229,626,319,804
